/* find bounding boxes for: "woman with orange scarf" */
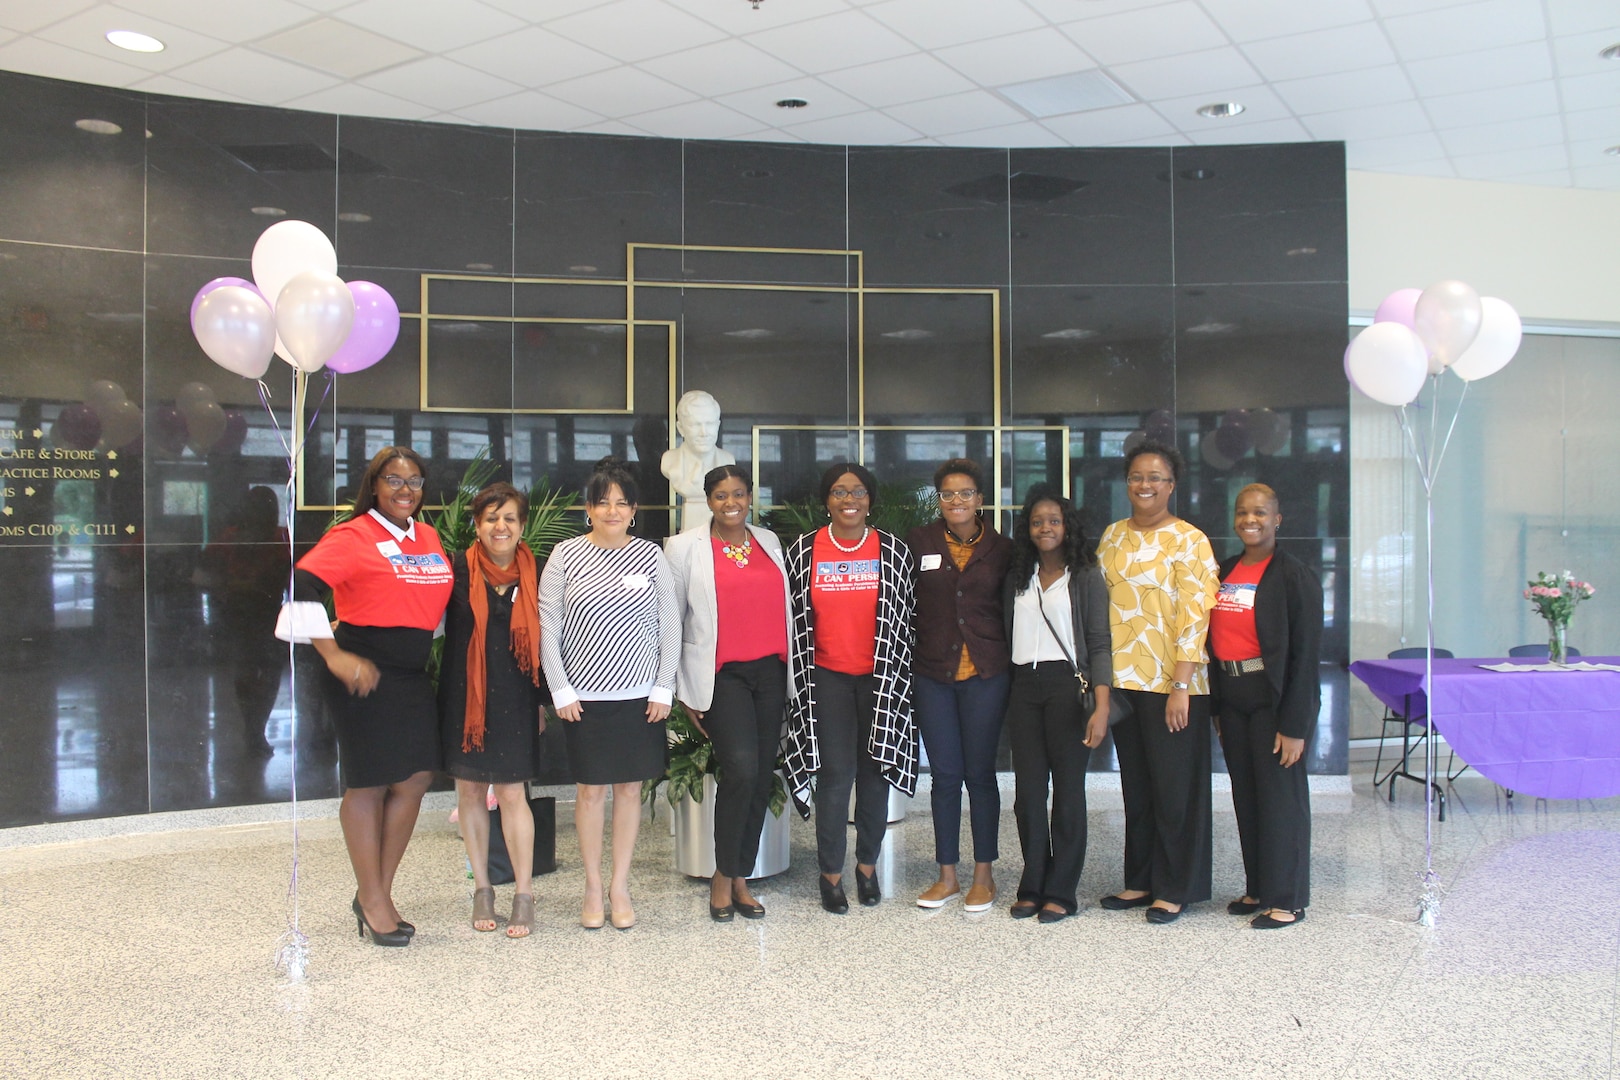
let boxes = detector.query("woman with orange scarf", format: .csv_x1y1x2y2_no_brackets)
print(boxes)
439,482,548,938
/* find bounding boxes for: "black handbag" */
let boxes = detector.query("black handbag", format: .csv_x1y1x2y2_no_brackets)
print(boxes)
485,785,558,884
1036,591,1129,728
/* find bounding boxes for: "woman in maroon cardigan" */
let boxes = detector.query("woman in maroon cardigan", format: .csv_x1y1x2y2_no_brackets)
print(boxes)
907,458,1013,912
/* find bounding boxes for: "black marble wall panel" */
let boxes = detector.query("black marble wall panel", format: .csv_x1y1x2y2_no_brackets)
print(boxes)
0,67,1351,824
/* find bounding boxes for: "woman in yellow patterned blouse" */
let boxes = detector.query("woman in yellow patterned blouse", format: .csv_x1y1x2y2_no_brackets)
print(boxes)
1095,439,1220,924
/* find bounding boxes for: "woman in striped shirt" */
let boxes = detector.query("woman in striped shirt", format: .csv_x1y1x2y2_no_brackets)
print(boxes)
540,457,680,931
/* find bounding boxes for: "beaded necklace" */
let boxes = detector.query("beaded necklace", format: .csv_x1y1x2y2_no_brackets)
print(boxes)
719,533,752,568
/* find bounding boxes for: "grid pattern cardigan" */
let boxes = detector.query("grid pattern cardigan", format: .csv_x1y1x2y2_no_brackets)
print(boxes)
781,527,918,816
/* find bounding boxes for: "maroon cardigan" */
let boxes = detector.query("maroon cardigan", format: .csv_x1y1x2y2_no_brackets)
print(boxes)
905,518,1013,683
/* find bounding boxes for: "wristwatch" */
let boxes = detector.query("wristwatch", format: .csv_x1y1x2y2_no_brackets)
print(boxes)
1170,680,1190,691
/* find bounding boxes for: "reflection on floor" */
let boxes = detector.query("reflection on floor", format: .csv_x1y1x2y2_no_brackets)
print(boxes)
0,765,1614,1078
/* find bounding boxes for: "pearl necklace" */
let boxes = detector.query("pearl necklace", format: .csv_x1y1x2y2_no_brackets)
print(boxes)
826,525,869,553
719,533,752,568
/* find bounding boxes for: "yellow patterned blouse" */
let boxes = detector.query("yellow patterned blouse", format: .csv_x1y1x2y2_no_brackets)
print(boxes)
1097,517,1220,695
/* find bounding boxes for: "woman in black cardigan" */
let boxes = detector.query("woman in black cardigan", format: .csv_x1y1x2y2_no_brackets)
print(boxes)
1208,484,1323,929
1001,485,1112,922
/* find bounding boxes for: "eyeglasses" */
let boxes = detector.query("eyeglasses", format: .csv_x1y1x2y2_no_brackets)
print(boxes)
381,475,425,491
1126,474,1172,487
829,487,869,501
938,489,979,503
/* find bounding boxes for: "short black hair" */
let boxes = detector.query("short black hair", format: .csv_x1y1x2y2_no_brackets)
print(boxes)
817,461,879,509
933,457,984,493
584,456,639,506
703,464,752,496
1123,438,1183,484
471,481,528,523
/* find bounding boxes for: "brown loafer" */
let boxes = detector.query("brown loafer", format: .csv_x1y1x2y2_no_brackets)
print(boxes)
916,881,961,909
963,881,997,912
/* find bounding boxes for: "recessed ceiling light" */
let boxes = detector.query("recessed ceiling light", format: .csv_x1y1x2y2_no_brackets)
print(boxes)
775,98,808,109
250,206,286,216
465,262,494,271
1042,328,1097,341
75,118,122,135
1600,43,1620,60
881,329,933,341
1187,320,1236,335
723,328,774,339
1178,168,1216,182
1604,145,1620,156
1287,247,1317,256
337,211,371,223
106,30,164,53
568,265,598,273
1196,102,1245,119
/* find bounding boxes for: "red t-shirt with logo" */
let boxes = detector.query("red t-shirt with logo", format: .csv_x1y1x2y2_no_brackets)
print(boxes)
810,528,880,676
1209,555,1270,662
296,513,453,630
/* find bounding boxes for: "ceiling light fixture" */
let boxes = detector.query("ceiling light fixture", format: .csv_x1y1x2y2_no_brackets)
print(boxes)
1600,44,1620,60
748,0,764,9
775,98,808,109
106,30,164,53
1287,247,1317,256
337,211,371,223
1604,145,1620,156
250,206,286,216
466,262,494,271
568,265,598,273
75,119,122,135
1196,102,1245,119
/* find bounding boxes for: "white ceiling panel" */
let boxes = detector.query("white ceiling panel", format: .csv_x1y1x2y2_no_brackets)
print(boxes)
886,89,1029,135
1021,0,1175,19
623,98,763,139
1403,41,1554,97
1494,167,1574,185
934,29,1097,86
113,0,315,41
1304,101,1437,141
1110,47,1264,101
358,56,521,111
0,34,154,85
131,71,248,103
1040,103,1178,143
1186,117,1314,143
1383,0,1548,62
280,82,438,121
1571,163,1620,189
1059,3,1228,66
445,27,618,89
1423,83,1563,129
1544,0,1620,37
35,5,225,74
545,0,730,64
1368,0,1475,15
1343,130,1448,167
167,46,342,103
1273,66,1416,115
864,0,1046,51
481,0,603,19
818,52,976,108
1240,22,1399,83
1154,84,1295,131
449,90,602,131
639,39,801,98
1193,0,1376,42
1563,107,1620,141
1442,116,1569,157
943,120,1059,147
658,0,853,34
334,0,524,54
1558,70,1620,112
255,18,425,80
1451,143,1571,178
0,1,100,35
783,110,922,144
1551,29,1620,77
745,10,916,73
714,78,867,125
543,65,697,116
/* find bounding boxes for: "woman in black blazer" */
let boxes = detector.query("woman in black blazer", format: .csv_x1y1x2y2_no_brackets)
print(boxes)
1207,483,1323,929
1001,485,1112,922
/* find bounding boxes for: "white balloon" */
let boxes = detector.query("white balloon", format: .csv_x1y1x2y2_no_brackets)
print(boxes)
99,400,143,449
1413,279,1482,369
1449,297,1522,382
275,270,355,372
86,380,127,418
252,220,338,319
176,381,216,411
1346,322,1429,407
185,400,227,454
193,286,276,379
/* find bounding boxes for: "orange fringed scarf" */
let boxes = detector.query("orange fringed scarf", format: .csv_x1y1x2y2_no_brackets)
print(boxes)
462,542,541,752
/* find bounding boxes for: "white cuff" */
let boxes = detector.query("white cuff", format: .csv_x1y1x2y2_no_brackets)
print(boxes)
275,602,334,644
549,685,579,710
648,686,673,707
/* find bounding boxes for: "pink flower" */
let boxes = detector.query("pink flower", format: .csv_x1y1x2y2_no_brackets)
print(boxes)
1549,588,1562,597
1523,589,1532,599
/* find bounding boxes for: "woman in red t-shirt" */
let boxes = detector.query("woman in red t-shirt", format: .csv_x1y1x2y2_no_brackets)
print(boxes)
665,465,793,922
276,447,453,947
782,463,917,915
1208,483,1323,930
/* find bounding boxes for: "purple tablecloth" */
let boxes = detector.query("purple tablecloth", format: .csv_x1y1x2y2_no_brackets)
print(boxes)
1349,657,1620,800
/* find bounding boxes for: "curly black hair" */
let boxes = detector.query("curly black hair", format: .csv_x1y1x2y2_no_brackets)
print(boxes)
1123,438,1183,484
1009,484,1093,594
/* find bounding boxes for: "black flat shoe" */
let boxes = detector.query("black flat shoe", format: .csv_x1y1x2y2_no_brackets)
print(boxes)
1227,898,1262,916
1145,904,1183,924
1037,907,1072,924
1251,909,1305,929
819,876,849,915
855,868,880,907
709,903,736,922
1099,892,1152,911
1009,901,1039,919
352,897,409,947
734,898,766,920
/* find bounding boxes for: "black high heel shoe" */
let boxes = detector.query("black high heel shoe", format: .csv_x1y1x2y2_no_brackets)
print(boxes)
354,894,414,937
855,867,880,907
819,875,848,914
351,896,410,947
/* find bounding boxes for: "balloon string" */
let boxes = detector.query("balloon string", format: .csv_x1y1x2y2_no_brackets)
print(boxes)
1428,378,1469,487
257,380,294,463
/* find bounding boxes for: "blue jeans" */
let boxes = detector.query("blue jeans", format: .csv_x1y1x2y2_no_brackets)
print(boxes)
915,671,1010,865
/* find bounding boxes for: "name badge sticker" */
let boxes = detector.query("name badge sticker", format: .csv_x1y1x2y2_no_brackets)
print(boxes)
376,540,402,557
919,553,943,571
622,573,649,591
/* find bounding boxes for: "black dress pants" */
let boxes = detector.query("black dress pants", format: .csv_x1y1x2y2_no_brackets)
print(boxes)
1215,670,1311,910
706,656,788,878
1007,663,1093,914
1112,687,1212,905
812,667,890,876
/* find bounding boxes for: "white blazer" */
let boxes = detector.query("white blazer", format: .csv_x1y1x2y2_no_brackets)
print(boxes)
663,523,797,712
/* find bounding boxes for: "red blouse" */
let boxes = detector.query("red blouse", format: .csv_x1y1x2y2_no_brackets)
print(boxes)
712,536,789,668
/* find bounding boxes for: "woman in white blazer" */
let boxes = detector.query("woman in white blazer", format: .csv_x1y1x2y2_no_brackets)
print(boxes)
664,465,796,922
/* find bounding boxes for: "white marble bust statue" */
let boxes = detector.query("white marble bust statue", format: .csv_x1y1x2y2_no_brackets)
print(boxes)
660,390,736,533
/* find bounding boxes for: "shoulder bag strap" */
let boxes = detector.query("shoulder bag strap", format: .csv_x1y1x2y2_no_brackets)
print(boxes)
1035,592,1088,694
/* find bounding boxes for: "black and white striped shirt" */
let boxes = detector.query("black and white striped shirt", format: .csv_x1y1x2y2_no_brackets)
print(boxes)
539,535,680,709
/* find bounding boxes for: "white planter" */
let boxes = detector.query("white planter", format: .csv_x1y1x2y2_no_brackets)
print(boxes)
850,785,909,824
672,773,792,879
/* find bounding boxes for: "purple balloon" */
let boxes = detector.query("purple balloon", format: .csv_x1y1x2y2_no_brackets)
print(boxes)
1143,409,1175,445
326,281,401,374
218,410,249,454
1373,288,1421,331
1214,414,1252,460
53,404,102,451
153,406,189,456
191,277,265,330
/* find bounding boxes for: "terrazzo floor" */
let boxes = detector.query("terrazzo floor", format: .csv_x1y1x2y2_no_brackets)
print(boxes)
0,766,1615,1079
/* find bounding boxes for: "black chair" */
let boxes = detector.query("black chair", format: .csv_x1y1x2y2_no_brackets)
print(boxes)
1507,644,1581,659
1373,647,1453,820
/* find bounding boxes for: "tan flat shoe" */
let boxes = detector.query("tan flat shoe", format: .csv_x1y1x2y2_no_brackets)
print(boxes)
964,881,997,912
